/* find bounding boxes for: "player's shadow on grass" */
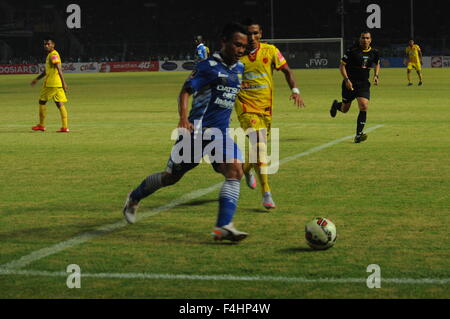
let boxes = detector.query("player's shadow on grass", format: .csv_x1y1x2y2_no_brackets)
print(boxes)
248,208,269,213
280,137,305,142
279,247,321,253
178,199,218,207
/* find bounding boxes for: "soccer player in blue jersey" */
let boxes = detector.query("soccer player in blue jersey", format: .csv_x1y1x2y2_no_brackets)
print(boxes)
123,23,249,242
195,35,209,62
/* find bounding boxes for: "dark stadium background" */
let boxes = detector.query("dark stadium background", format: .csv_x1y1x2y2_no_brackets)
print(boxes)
0,0,448,64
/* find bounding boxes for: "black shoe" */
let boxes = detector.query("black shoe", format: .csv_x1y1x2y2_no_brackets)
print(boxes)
418,82,423,86
407,83,413,86
354,133,368,144
330,100,338,118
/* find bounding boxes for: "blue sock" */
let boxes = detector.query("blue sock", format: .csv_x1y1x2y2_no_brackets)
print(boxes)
216,179,240,227
130,172,163,202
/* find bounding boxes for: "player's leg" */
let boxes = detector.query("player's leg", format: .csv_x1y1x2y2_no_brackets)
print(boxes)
123,134,199,224
238,114,258,189
416,64,423,85
32,100,48,131
123,162,196,224
55,102,69,132
212,159,248,242
55,88,69,132
241,113,275,209
254,125,276,209
243,132,257,189
32,87,50,131
330,81,354,117
355,97,369,143
407,64,413,85
417,71,423,85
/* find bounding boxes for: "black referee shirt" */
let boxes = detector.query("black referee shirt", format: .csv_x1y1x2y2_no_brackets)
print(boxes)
341,46,380,82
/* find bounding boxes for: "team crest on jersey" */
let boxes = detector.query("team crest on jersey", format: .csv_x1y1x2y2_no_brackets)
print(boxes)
263,57,269,64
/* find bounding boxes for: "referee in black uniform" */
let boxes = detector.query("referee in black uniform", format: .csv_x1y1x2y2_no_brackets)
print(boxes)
330,31,381,143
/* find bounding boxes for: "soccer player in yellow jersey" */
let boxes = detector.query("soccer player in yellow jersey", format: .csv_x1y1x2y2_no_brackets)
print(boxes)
30,39,70,132
405,40,423,86
236,18,305,210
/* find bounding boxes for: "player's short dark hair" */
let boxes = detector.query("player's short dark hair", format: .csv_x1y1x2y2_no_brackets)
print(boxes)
44,38,55,44
241,18,261,28
360,31,372,37
221,22,248,41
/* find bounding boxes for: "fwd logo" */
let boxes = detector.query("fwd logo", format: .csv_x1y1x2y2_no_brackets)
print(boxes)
309,58,329,67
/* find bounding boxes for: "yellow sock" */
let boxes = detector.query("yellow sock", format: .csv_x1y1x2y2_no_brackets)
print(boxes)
254,140,271,194
255,163,271,195
58,105,68,129
39,104,47,126
407,72,412,83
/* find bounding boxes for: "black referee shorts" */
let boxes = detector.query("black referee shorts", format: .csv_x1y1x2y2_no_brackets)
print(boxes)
342,80,371,103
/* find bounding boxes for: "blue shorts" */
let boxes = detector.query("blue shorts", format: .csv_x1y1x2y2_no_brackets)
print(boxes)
166,130,242,177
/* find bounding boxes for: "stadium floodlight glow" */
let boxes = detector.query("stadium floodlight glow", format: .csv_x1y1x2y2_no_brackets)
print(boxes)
262,38,344,69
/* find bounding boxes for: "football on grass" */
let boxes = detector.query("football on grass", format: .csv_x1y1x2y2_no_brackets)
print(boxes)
305,217,337,250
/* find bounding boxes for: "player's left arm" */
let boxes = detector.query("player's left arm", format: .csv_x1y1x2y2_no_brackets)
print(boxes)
418,47,423,63
372,51,381,86
55,62,68,91
373,62,381,86
280,65,305,108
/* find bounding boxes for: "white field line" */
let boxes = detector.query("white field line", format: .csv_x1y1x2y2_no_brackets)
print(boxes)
0,268,448,285
0,125,384,270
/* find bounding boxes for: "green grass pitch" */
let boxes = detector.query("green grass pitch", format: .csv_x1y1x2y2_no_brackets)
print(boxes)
0,68,449,298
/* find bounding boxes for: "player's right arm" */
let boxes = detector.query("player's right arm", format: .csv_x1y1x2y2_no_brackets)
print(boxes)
405,48,410,65
177,88,193,131
178,62,213,131
30,71,46,86
339,62,353,91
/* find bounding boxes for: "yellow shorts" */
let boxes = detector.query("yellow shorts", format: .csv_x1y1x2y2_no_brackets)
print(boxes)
39,87,68,103
407,62,422,71
238,113,272,134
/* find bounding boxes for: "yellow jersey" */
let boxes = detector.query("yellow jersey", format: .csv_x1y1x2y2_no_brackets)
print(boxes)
235,42,287,117
406,44,421,64
44,50,62,87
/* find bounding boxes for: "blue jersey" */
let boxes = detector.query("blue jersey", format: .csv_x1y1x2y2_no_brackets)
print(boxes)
184,52,244,132
196,43,208,61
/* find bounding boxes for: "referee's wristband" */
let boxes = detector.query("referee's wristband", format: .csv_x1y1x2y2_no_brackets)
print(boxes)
292,88,300,94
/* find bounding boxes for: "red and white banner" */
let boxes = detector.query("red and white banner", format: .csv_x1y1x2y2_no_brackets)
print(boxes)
99,61,159,72
0,64,39,74
38,62,99,73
